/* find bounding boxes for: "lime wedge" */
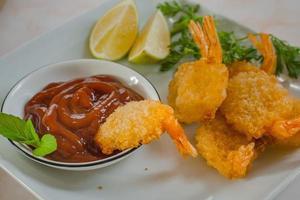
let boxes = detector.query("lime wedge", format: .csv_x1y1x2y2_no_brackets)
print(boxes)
89,0,138,60
129,10,170,64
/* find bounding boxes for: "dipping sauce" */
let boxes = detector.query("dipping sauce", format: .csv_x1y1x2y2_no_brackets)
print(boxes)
24,75,143,162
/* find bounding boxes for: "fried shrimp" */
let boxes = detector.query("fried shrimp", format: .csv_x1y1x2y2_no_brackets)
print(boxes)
95,100,197,157
168,16,228,123
221,70,293,139
195,115,268,179
221,33,296,140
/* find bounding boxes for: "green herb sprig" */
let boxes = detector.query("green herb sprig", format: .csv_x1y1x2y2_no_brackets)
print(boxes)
157,1,202,35
218,31,260,65
158,1,300,79
160,30,200,71
0,113,57,157
158,1,201,71
271,35,300,78
158,1,259,72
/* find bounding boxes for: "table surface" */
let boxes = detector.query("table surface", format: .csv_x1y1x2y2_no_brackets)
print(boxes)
0,0,300,199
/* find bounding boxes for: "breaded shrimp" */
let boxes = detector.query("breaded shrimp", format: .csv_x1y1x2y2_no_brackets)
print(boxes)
221,70,293,139
195,115,268,179
95,100,197,157
221,33,297,140
168,16,228,123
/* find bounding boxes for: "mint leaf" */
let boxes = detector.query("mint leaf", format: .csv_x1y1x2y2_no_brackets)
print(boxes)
0,113,30,141
24,119,40,146
32,134,57,157
0,113,57,157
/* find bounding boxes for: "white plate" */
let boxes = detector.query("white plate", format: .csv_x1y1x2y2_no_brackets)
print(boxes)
1,0,300,199
1,59,160,171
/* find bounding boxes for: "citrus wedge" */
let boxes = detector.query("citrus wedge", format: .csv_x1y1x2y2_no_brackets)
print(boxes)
128,10,170,64
89,0,138,60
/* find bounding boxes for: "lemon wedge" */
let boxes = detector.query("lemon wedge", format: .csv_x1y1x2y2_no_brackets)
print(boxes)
89,0,138,60
129,10,170,64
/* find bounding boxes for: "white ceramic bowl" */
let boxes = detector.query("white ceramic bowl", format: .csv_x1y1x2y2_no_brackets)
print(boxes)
1,59,160,170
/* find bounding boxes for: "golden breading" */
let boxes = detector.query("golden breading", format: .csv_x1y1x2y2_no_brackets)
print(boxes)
95,100,197,157
220,69,293,139
195,115,267,179
229,61,260,78
169,61,228,123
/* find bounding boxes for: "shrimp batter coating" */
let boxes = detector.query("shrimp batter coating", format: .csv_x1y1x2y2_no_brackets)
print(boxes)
229,61,260,78
168,16,228,123
95,100,197,157
220,70,293,139
195,115,268,179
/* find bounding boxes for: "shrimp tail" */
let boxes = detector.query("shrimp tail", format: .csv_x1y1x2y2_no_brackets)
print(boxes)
203,16,222,64
163,117,198,157
248,33,277,74
270,117,300,140
189,16,222,64
189,20,208,59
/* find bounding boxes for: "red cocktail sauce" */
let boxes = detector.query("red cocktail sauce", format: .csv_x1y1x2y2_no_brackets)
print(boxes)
24,75,143,162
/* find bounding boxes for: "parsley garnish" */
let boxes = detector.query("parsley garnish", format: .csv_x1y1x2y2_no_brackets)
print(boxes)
158,1,201,71
271,35,300,78
160,30,200,71
218,32,260,65
158,1,300,79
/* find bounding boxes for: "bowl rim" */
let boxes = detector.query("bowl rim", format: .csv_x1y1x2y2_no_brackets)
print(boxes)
1,59,161,168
